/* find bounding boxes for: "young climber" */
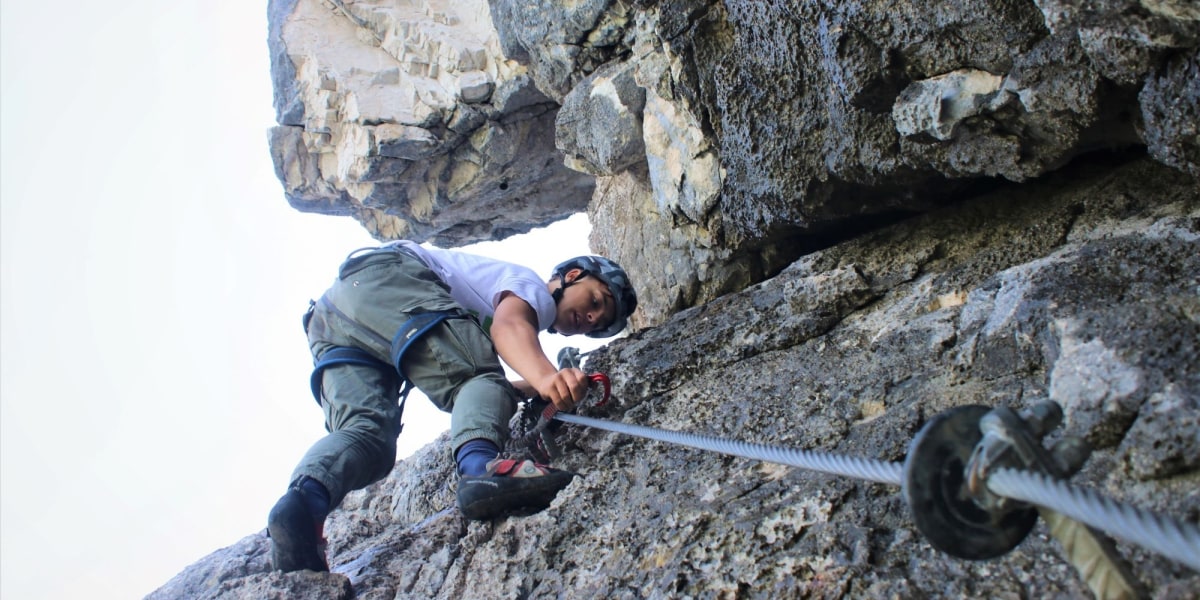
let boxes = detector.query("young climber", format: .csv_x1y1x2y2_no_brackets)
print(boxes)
267,240,638,572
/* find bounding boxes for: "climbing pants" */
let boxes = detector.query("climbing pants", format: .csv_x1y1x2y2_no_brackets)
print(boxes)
290,247,521,507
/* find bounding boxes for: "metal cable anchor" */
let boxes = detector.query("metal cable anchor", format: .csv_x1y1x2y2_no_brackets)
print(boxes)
904,402,1144,599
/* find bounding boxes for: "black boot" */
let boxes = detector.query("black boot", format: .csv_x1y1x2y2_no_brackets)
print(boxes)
267,482,329,572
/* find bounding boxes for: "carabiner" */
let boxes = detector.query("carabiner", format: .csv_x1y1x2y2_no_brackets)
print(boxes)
588,373,611,406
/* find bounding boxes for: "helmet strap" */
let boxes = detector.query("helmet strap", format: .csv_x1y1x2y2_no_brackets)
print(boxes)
551,274,567,304
548,270,588,335
551,269,590,303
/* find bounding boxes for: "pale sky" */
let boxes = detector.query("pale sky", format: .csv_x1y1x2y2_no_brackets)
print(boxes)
0,2,602,597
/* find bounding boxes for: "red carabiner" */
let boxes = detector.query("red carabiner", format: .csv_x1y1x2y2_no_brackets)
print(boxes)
588,373,611,407
539,373,612,421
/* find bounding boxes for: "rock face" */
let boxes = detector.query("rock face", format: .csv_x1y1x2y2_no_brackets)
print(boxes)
267,0,595,245
575,0,1199,326
171,0,1200,597
268,0,1199,328
153,156,1197,598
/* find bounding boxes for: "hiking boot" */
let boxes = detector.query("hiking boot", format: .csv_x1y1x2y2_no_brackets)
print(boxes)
456,458,577,521
267,487,329,572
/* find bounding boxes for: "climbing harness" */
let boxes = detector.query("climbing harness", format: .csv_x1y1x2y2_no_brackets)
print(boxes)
533,348,1199,598
307,290,469,432
309,346,395,403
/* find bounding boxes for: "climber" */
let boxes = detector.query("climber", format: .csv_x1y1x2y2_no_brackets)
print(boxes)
267,241,638,573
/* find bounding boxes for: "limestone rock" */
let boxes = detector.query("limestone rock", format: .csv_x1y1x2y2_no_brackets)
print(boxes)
892,69,1006,142
457,70,494,103
242,2,1200,594
267,0,1199,327
487,0,634,102
145,533,354,600
266,0,595,246
555,61,647,177
1033,0,1200,84
1139,47,1200,178
155,157,1198,598
573,1,1199,325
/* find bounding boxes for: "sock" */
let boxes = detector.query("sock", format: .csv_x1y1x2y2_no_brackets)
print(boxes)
456,439,500,477
297,477,331,522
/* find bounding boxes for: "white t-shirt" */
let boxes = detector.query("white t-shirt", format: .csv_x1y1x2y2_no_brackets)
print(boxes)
386,240,557,333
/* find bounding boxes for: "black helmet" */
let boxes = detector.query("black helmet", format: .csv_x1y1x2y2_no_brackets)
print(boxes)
551,256,638,338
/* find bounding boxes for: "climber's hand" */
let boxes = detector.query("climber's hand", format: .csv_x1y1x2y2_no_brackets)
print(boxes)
534,368,589,412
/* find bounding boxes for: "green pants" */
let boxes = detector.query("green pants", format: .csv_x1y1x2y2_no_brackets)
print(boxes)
291,247,520,507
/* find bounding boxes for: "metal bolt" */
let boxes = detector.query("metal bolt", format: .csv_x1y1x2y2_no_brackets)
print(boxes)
1050,437,1091,477
1020,400,1063,438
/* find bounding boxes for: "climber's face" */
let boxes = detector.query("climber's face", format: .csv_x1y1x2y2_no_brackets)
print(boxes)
552,269,616,336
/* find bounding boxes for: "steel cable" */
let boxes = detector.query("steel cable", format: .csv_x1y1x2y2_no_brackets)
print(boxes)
988,468,1200,572
555,411,1198,572
553,412,904,486
563,352,1191,572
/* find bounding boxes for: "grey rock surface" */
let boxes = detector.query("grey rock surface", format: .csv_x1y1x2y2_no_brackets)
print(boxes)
267,0,1199,327
556,61,647,177
266,0,595,246
153,156,1199,598
213,1,1200,596
578,0,1200,326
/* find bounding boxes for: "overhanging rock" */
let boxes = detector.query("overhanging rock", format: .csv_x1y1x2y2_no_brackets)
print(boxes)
267,0,595,246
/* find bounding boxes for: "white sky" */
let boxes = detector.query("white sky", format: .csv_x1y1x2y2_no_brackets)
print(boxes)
0,2,603,597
